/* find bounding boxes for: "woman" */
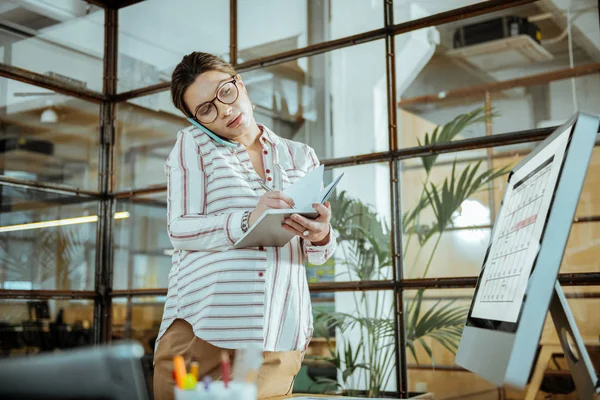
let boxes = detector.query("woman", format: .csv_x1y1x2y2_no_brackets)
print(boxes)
153,52,337,400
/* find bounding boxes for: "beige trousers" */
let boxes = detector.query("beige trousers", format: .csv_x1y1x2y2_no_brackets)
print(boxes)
153,319,302,400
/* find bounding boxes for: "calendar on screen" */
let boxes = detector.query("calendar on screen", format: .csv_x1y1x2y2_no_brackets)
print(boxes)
471,126,571,323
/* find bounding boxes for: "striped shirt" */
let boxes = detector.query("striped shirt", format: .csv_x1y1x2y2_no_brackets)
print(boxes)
155,124,336,352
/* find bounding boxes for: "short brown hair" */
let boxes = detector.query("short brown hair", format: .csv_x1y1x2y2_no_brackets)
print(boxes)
171,52,237,117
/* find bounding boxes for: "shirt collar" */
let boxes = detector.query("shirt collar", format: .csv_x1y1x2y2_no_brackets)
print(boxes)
258,123,279,146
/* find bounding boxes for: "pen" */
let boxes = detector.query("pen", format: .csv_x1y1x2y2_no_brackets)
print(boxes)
258,180,296,209
257,180,271,192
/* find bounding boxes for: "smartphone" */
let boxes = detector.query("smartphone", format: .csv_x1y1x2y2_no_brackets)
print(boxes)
187,118,238,148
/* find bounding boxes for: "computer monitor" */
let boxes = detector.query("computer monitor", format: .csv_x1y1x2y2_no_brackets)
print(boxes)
0,341,149,400
456,112,600,398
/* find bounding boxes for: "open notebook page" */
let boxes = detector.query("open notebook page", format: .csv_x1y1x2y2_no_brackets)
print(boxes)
282,165,325,211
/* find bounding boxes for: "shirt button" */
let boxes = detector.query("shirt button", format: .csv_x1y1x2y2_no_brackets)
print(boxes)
263,150,268,155
258,271,264,277
267,177,272,181
265,169,271,173
258,246,265,251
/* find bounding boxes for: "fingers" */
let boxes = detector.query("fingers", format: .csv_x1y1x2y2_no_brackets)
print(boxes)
264,197,293,209
312,202,331,221
289,214,320,231
283,218,305,233
282,224,303,237
265,191,294,208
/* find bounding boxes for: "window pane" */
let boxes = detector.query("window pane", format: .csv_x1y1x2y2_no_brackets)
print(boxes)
238,0,383,61
112,296,164,355
111,296,159,394
115,92,187,191
396,2,600,142
0,78,100,190
246,39,388,160
403,288,501,398
329,162,391,282
0,185,98,291
0,299,93,357
401,147,507,278
113,194,170,290
394,0,487,24
0,1,104,92
398,101,487,149
309,289,397,395
118,0,230,93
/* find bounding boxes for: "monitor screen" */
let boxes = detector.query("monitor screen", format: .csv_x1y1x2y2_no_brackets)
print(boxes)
467,124,570,332
456,112,600,391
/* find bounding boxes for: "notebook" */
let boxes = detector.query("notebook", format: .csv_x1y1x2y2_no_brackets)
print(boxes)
233,166,343,248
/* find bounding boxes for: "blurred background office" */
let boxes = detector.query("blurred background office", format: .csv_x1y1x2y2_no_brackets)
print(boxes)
0,0,598,399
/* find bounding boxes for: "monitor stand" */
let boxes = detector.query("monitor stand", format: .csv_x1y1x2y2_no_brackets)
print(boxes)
549,282,599,399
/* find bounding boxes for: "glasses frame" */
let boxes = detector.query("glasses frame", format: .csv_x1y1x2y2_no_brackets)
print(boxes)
192,77,239,124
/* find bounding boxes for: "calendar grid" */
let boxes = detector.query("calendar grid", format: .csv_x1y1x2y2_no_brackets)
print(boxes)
476,159,554,305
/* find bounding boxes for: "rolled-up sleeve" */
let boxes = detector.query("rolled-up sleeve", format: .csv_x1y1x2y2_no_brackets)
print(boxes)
166,130,245,251
303,227,337,265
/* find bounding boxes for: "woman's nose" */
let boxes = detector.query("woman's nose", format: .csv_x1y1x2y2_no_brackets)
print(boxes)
217,102,233,118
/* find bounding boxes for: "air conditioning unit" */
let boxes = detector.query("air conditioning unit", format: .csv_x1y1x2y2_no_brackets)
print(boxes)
447,16,553,71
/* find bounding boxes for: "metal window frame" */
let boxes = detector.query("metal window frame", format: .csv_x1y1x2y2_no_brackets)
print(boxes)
0,0,599,397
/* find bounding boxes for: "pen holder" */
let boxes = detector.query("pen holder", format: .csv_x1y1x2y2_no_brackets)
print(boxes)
174,381,257,400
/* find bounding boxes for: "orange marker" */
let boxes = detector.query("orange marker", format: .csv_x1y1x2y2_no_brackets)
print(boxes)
173,355,187,389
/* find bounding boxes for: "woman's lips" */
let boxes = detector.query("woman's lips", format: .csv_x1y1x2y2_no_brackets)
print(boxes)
227,113,243,128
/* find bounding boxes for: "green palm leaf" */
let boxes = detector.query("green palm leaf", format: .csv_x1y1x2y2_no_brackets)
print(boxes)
418,108,488,173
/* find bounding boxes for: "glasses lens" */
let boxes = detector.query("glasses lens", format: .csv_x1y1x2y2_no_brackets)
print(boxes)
218,81,238,104
195,103,217,124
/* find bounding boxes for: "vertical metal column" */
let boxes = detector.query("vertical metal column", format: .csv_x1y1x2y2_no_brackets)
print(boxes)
385,0,408,397
306,0,330,157
230,0,237,64
484,91,497,223
93,6,118,345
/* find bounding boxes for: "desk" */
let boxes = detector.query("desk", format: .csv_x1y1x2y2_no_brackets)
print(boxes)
268,393,434,399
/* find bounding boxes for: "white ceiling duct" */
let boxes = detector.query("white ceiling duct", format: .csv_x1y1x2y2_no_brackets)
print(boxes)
447,34,554,71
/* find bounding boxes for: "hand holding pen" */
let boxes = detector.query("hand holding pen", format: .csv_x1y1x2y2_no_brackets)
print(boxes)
248,190,295,227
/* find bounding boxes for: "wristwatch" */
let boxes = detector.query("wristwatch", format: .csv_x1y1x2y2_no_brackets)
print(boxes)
241,210,251,233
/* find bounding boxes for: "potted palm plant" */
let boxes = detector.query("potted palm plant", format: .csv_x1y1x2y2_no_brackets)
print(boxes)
311,108,510,397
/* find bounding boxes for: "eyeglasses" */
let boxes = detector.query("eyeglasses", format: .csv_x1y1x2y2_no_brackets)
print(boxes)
192,78,239,124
